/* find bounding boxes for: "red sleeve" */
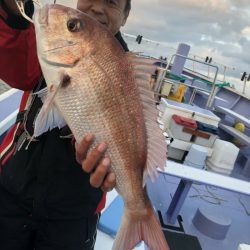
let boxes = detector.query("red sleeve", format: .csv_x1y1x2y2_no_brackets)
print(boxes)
0,7,41,91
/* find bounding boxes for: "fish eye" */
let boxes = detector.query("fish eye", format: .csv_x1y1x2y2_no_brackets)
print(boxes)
67,19,83,32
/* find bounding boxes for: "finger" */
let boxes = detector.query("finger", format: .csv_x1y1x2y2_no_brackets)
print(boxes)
82,143,108,173
89,157,111,188
101,172,116,192
75,134,94,164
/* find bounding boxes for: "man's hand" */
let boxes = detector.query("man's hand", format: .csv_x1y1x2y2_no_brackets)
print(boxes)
75,134,116,192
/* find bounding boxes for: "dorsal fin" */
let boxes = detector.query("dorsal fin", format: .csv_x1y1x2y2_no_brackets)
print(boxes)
128,53,167,186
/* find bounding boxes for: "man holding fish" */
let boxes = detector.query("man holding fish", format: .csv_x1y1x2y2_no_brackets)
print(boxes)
0,0,170,249
0,0,129,249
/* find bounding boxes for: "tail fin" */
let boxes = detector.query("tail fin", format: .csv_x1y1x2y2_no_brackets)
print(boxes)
112,206,170,250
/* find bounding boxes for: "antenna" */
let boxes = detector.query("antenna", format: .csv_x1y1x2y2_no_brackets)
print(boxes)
247,74,250,82
241,72,249,95
241,72,247,81
205,57,212,64
136,35,143,44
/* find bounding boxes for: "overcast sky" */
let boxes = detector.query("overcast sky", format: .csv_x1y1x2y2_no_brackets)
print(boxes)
43,0,250,91
121,0,250,86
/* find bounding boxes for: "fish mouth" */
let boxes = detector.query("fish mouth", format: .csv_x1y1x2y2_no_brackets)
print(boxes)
38,4,49,26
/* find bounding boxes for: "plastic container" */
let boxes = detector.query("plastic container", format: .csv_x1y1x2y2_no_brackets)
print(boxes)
184,144,208,169
193,207,231,240
168,144,186,161
160,99,220,130
206,139,239,175
238,244,250,250
197,121,218,135
206,165,232,176
169,115,197,142
172,114,197,128
167,84,187,102
194,121,218,147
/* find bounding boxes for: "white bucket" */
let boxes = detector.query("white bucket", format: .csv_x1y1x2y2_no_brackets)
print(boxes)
184,144,208,169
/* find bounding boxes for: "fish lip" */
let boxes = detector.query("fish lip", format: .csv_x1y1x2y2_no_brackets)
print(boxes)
38,4,49,26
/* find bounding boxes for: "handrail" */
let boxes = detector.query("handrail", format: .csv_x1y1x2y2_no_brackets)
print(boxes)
0,89,22,136
169,54,219,108
0,88,20,102
0,109,18,136
165,71,230,88
156,54,220,108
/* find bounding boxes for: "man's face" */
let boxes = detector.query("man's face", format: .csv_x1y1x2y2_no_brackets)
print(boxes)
77,0,129,35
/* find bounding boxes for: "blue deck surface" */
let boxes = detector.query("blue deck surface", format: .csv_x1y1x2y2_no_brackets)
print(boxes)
98,195,124,237
146,172,250,250
0,91,23,121
97,169,250,250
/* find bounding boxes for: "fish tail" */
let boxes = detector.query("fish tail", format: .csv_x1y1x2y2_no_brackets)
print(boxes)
112,206,170,250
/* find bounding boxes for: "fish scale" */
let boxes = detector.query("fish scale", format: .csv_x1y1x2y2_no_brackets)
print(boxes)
80,57,143,174
34,4,169,250
56,66,137,192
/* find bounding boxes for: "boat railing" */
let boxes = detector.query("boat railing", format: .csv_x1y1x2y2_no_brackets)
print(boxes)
0,89,22,143
154,53,220,108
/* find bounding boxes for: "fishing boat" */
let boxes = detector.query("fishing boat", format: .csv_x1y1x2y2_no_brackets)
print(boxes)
1,36,250,250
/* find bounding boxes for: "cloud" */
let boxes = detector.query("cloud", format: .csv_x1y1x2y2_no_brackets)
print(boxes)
122,0,250,87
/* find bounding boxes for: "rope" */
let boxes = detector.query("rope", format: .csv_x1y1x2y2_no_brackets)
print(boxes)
238,195,250,217
161,177,250,217
189,185,228,205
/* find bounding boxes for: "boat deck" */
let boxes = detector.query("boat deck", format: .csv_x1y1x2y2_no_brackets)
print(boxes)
147,165,250,250
1,86,250,250
95,160,250,250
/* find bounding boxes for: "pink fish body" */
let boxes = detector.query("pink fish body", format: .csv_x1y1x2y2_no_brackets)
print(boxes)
33,4,169,250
